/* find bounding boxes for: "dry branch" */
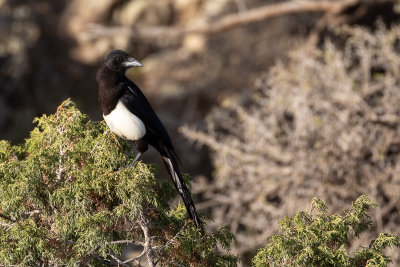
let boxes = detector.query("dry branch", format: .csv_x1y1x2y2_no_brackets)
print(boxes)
82,0,366,41
139,212,156,267
181,24,400,261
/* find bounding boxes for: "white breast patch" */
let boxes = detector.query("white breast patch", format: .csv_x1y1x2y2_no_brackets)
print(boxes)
103,100,146,141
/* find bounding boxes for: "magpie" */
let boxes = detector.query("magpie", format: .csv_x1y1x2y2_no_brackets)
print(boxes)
96,50,203,231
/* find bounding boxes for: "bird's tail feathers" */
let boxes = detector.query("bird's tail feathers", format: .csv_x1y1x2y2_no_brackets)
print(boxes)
161,152,203,234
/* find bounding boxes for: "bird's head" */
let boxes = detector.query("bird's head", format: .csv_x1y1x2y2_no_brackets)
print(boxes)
104,50,143,72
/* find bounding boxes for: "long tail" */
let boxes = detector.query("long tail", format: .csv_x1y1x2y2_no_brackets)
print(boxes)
161,151,203,234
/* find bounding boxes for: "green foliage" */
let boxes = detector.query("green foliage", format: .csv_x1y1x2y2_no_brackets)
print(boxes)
252,195,400,267
0,100,237,266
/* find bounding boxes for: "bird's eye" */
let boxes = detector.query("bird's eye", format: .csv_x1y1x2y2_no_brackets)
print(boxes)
115,57,122,63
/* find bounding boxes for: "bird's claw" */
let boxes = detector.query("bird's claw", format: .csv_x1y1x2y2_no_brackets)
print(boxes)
117,152,142,171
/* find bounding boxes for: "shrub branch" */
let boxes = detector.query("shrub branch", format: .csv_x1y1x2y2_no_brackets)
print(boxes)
82,0,366,41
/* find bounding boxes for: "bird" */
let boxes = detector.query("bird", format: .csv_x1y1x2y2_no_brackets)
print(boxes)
96,50,203,232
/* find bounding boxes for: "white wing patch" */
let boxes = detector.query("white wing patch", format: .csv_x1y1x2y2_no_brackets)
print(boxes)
103,100,146,140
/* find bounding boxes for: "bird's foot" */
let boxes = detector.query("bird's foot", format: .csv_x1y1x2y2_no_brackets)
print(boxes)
118,152,142,171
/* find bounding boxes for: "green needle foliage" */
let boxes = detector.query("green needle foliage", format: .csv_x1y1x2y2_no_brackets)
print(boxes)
253,195,400,267
0,99,237,266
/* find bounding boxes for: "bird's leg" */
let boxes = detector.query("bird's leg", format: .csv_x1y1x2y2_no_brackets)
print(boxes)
126,152,142,168
108,131,123,150
125,139,148,168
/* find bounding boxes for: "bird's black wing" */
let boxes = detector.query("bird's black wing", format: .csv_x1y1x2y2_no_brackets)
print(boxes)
120,78,202,231
118,78,175,153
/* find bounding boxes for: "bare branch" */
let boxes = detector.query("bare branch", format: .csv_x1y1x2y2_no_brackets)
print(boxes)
25,210,40,217
55,125,66,183
138,212,156,267
122,249,146,265
0,221,16,229
82,0,363,41
110,240,143,246
109,254,130,267
154,221,189,252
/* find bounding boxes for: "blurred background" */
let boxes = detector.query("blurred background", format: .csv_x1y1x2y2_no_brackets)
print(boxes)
1,0,400,265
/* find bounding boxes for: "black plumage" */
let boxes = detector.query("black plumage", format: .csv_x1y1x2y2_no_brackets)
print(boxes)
97,50,203,231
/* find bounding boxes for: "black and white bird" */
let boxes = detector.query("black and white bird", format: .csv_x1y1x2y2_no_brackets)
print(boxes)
96,50,202,231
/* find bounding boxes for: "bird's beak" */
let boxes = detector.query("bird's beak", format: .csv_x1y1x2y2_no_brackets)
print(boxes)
123,57,143,68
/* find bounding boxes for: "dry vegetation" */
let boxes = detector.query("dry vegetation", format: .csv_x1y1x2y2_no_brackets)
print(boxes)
182,24,400,263
2,0,400,266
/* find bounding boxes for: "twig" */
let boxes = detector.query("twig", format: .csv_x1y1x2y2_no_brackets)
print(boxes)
25,210,40,217
0,221,16,229
109,254,129,267
122,249,146,265
55,146,64,182
55,125,66,183
154,222,189,252
82,0,361,41
110,240,143,245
